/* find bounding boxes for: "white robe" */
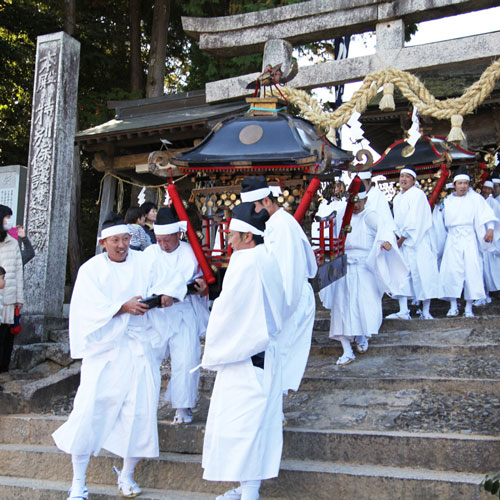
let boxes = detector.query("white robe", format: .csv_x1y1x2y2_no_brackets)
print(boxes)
320,209,408,338
143,242,209,409
392,185,439,300
439,189,500,300
366,186,396,234
265,208,318,393
483,196,500,292
52,250,186,458
202,244,285,482
430,201,448,267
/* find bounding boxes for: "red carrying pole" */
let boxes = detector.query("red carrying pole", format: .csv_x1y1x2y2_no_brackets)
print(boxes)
428,163,449,209
478,162,489,185
167,183,216,285
340,176,361,243
294,176,321,223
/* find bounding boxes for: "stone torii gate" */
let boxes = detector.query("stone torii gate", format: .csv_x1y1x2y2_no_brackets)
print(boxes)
182,0,500,104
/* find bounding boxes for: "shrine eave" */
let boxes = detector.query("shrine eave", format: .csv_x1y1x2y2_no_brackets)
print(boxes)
372,136,477,173
75,101,248,145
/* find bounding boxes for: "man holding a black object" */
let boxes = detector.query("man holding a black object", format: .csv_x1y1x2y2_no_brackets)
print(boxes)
144,207,210,425
52,214,186,499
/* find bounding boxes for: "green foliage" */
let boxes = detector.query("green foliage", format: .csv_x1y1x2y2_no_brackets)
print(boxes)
181,0,303,91
482,472,500,498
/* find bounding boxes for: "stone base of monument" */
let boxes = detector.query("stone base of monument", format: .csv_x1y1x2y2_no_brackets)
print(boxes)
19,314,68,344
0,323,79,415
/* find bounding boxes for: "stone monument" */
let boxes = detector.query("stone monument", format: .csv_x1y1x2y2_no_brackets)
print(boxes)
0,165,28,224
23,31,80,342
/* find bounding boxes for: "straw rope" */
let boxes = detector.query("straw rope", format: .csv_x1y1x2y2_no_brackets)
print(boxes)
272,60,500,139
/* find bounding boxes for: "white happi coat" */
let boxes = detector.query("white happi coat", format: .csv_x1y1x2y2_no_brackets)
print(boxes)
483,196,500,292
320,208,408,338
439,189,500,300
52,250,186,458
143,242,209,409
392,185,439,300
202,244,285,482
265,208,317,393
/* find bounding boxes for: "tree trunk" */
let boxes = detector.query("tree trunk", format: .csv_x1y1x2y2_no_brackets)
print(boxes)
63,0,83,284
63,0,76,36
146,0,170,98
129,0,143,92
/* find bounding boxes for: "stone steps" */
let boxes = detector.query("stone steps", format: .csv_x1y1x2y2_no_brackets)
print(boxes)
0,475,219,500
309,342,500,357
1,415,498,474
314,313,500,333
2,300,497,499
0,443,489,500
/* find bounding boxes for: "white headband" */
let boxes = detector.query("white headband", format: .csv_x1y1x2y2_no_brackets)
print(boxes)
492,178,500,184
99,224,131,240
229,218,264,236
240,187,271,203
154,220,187,235
357,191,368,200
269,186,282,197
358,171,372,180
400,168,417,179
484,180,494,189
453,174,470,183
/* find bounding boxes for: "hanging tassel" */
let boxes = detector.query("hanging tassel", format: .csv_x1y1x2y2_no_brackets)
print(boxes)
447,114,466,144
379,82,395,112
326,126,337,145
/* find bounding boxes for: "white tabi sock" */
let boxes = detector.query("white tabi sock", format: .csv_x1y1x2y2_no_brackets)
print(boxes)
422,299,431,316
121,457,141,482
465,300,473,314
338,336,354,358
240,480,261,500
71,454,90,494
398,297,409,314
449,299,458,311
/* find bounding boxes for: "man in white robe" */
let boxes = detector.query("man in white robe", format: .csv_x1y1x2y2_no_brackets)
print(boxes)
475,179,500,305
439,169,499,317
143,207,210,424
387,167,439,320
52,215,186,499
320,181,407,365
240,176,318,394
359,170,397,234
201,202,285,500
493,171,500,203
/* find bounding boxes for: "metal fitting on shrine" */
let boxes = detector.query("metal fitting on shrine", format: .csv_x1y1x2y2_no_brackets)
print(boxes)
447,114,466,144
379,82,395,112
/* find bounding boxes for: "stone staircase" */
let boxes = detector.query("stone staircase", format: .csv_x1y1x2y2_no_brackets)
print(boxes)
0,297,499,499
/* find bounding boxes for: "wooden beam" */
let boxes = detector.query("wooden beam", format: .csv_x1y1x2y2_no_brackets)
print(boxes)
95,175,117,254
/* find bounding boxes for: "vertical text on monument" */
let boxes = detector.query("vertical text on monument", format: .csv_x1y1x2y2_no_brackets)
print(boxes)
24,32,80,318
27,39,60,253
